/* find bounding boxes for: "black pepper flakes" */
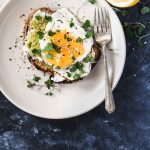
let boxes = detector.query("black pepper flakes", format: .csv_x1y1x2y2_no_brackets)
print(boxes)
9,47,12,50
58,4,61,6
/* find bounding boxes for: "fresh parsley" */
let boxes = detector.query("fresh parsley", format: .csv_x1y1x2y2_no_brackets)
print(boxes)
46,92,53,96
27,80,35,88
85,31,93,38
46,54,54,59
70,18,74,28
67,72,71,77
32,49,41,56
37,31,44,39
70,66,77,72
35,15,42,21
83,20,91,31
88,0,96,4
45,16,52,22
76,37,83,43
52,44,61,53
73,74,80,80
43,43,53,51
45,78,54,89
141,6,150,15
33,75,41,82
72,56,76,62
48,31,56,36
121,10,128,16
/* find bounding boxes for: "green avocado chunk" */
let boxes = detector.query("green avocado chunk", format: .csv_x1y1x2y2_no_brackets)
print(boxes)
30,16,47,32
26,31,41,56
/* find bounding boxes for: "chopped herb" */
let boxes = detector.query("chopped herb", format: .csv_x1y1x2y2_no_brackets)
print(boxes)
83,20,91,30
45,78,54,89
89,56,94,62
72,56,76,62
35,15,42,21
56,30,61,32
45,16,52,22
76,62,84,71
83,57,89,63
27,80,35,88
73,74,80,80
46,54,54,59
64,34,67,39
88,0,96,4
67,72,71,77
43,43,53,51
85,31,93,38
70,22,74,28
141,6,150,15
67,37,72,42
138,25,145,35
46,92,53,96
53,44,61,53
76,37,83,43
137,39,144,48
48,31,56,36
32,49,41,56
37,31,44,39
33,75,41,82
121,10,128,16
70,66,77,72
70,18,74,28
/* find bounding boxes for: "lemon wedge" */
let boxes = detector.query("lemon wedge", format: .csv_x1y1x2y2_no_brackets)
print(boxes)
106,0,139,8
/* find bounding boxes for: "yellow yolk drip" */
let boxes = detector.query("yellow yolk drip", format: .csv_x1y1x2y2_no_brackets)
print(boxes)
44,30,85,69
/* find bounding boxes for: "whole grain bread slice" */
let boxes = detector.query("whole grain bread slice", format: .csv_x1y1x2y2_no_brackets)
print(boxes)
23,7,101,83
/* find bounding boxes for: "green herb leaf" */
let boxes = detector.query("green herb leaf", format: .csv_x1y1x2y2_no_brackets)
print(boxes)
85,31,93,38
33,75,41,82
89,56,94,62
46,54,54,59
67,72,71,77
45,16,52,22
76,37,83,43
83,20,91,30
35,15,42,21
43,43,53,51
73,74,80,80
32,49,41,56
72,56,76,62
53,44,61,53
45,78,54,89
121,10,128,16
70,66,77,72
37,31,44,39
137,39,144,48
46,92,53,96
88,0,96,4
27,80,35,88
138,25,145,35
83,57,89,63
70,22,74,28
67,37,72,42
48,31,56,36
141,6,150,15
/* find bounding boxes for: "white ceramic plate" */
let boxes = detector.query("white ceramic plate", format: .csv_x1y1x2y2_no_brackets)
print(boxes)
0,0,126,119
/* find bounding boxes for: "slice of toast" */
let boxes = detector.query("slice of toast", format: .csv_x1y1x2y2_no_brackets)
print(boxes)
23,7,101,83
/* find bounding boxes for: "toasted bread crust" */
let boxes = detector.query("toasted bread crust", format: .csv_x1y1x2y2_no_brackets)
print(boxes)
23,7,101,83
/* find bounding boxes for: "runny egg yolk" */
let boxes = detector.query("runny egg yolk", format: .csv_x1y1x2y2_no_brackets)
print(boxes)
44,30,85,69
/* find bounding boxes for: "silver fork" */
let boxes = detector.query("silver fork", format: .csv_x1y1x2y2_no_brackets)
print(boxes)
94,7,115,114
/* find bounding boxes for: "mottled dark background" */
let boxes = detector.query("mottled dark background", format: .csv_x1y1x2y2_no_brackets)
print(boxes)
0,1,150,150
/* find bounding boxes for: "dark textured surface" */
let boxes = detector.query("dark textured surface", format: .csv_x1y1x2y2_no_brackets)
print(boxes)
0,1,150,150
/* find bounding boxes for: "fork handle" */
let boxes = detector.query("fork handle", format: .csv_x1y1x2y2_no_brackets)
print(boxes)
102,45,115,114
